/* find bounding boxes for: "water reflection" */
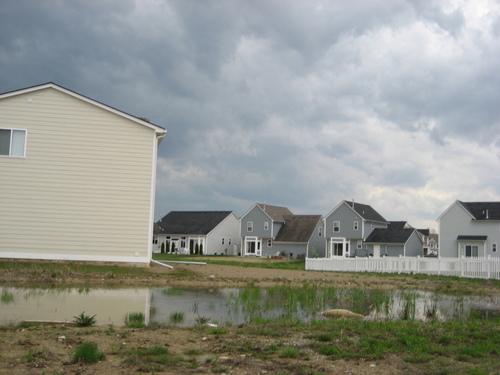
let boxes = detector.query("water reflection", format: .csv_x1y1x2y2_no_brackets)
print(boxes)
1,286,498,327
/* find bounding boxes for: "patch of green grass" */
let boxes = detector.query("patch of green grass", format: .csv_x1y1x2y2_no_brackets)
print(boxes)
1,289,14,304
169,311,185,324
124,312,145,328
183,347,203,356
279,346,308,359
72,342,105,363
124,345,185,372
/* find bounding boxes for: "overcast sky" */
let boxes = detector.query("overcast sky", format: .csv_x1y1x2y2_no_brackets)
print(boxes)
2,0,500,230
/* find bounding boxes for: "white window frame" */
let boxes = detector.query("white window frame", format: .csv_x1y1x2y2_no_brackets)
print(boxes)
0,128,27,157
247,221,253,232
465,245,478,258
267,239,272,247
318,226,322,237
357,240,363,249
333,221,340,232
228,238,231,245
353,221,359,231
264,221,269,231
493,243,497,253
221,237,225,245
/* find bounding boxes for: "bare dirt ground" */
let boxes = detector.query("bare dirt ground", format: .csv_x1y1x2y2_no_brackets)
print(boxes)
1,259,499,374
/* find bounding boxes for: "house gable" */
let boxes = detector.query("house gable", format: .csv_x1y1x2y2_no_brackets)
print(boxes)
0,83,165,263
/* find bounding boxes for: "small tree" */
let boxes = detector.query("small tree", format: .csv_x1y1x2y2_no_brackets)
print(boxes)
161,242,165,254
195,243,199,255
171,241,175,254
199,244,203,255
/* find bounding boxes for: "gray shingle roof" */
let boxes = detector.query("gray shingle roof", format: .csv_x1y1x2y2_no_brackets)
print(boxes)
256,203,293,222
459,201,500,220
365,228,415,244
274,215,322,243
345,201,387,223
155,211,233,235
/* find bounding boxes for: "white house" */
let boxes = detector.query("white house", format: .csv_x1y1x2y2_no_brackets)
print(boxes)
154,211,241,255
437,200,500,258
0,83,166,264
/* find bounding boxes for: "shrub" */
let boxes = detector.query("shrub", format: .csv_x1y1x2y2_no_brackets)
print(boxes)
72,342,105,363
72,312,96,327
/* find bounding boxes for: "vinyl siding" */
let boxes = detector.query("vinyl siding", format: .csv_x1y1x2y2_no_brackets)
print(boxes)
0,88,157,262
439,202,500,258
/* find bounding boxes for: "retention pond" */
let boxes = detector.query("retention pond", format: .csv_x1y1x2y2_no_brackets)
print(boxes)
1,285,499,327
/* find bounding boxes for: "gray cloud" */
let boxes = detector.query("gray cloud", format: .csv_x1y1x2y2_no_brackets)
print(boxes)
2,0,500,229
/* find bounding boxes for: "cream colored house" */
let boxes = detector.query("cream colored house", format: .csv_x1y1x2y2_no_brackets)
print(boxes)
0,83,166,264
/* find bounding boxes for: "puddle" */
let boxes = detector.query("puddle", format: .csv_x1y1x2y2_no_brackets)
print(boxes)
1,286,499,326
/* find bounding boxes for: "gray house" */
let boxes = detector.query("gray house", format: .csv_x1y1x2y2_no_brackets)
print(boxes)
154,211,240,255
437,200,500,258
364,228,423,257
323,200,388,257
240,203,293,256
273,215,325,258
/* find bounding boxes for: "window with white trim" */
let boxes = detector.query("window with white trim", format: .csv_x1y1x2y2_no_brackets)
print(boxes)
0,128,26,157
152,236,158,244
228,238,231,245
221,237,225,245
493,243,497,253
264,221,269,231
318,226,322,237
333,221,340,232
357,240,362,249
267,239,272,247
247,221,253,232
353,221,359,231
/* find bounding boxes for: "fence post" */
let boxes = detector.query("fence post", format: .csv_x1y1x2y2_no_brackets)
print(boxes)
460,256,464,278
487,256,491,279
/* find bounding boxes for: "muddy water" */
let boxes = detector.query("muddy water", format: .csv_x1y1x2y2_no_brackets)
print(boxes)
1,286,499,326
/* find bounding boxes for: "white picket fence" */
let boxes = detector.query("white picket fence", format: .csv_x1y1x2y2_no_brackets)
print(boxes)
305,256,500,280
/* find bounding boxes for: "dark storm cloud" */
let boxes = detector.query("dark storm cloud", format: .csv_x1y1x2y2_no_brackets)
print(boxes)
2,0,500,228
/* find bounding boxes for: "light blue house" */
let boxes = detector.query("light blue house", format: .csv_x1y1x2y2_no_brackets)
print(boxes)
240,203,293,256
239,203,324,258
323,200,389,257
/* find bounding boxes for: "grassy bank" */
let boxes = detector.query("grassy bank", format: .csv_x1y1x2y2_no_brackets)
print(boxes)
2,313,499,375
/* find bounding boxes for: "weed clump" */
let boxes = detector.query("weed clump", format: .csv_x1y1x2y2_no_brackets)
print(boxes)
72,312,96,327
72,342,105,363
125,312,145,328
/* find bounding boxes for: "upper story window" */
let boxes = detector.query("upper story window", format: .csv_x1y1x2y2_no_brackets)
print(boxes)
318,226,322,237
0,128,26,157
221,237,225,245
247,221,253,232
493,243,497,253
353,221,359,231
264,221,269,231
333,221,340,232
228,238,231,245
267,239,272,247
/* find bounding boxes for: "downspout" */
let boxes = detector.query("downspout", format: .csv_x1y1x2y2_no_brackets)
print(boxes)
151,259,173,269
